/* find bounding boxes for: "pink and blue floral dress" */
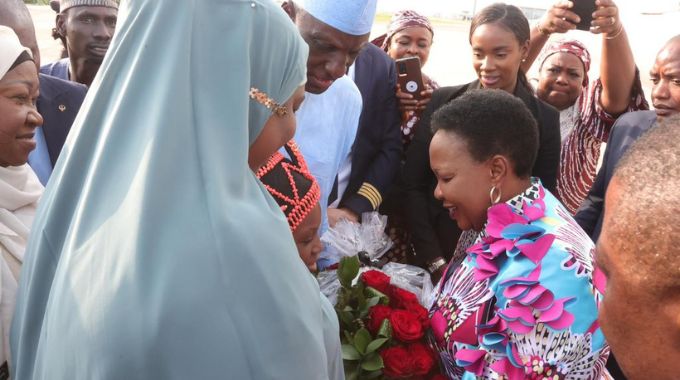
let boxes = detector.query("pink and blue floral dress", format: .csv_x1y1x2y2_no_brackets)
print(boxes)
429,179,609,379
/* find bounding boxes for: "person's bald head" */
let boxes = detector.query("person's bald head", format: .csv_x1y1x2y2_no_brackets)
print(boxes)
603,115,680,292
597,114,680,380
0,0,40,68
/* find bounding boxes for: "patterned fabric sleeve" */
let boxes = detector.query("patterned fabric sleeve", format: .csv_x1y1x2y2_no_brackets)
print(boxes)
557,69,649,214
582,68,649,143
429,182,610,380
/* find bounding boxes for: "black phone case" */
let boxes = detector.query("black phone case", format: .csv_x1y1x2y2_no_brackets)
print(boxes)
572,0,596,30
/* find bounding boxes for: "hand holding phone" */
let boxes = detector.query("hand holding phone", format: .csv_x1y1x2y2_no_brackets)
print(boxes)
588,0,623,36
571,0,596,31
537,1,580,35
395,57,425,101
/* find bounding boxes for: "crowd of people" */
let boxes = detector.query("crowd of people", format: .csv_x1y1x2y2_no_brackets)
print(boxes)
0,0,678,378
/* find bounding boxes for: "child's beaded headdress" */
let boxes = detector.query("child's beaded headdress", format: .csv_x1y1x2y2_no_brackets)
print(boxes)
256,141,321,231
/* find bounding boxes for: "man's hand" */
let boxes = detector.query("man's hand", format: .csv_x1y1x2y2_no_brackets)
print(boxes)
328,207,359,228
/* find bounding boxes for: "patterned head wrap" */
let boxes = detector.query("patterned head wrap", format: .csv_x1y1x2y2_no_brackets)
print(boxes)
537,39,591,87
371,10,434,51
256,141,321,232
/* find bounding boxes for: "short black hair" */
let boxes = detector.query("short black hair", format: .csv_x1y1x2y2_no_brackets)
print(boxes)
431,89,538,177
607,114,680,293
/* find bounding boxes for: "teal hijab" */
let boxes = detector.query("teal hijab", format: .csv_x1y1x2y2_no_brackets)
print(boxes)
10,1,334,379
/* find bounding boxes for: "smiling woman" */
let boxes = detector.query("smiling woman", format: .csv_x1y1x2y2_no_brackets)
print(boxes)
426,89,609,380
0,25,43,374
402,3,560,281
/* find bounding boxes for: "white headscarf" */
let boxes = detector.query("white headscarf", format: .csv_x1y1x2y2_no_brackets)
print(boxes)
0,25,42,366
0,26,31,78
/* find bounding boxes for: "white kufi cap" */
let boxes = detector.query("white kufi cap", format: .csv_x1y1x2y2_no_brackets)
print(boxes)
295,0,377,36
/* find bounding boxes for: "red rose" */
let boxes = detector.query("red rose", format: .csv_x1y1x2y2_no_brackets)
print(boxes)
429,375,447,380
403,299,430,329
367,305,393,334
390,287,419,309
380,346,414,378
409,342,436,376
389,310,424,342
361,270,391,294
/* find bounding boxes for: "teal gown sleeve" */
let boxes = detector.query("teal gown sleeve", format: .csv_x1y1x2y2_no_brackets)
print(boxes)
10,1,340,379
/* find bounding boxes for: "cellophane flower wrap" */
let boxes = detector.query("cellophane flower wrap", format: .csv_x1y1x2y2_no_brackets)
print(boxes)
318,212,441,379
318,212,433,306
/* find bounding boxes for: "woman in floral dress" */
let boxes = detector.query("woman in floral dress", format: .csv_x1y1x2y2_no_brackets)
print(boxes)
427,89,608,379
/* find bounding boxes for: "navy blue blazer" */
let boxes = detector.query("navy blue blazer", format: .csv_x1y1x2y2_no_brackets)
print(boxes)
337,43,402,214
37,74,87,166
575,110,657,242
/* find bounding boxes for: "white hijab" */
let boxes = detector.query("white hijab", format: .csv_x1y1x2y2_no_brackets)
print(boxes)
0,26,42,365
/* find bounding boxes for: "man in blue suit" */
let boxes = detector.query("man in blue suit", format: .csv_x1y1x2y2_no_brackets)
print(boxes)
1,0,87,185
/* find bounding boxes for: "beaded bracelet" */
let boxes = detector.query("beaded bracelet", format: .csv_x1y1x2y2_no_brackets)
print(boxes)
249,87,288,117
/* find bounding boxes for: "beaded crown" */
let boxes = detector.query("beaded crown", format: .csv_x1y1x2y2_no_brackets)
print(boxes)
256,141,321,231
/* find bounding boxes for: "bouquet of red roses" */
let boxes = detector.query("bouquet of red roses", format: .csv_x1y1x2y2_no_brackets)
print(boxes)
335,255,442,380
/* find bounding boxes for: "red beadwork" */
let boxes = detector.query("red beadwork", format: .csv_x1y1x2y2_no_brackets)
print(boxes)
256,141,321,231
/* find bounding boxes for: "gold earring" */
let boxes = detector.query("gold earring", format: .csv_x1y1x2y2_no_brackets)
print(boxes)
489,185,502,204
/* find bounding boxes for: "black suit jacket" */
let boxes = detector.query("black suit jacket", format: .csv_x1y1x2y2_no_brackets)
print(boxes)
337,44,402,214
403,80,561,265
575,110,657,242
37,74,87,166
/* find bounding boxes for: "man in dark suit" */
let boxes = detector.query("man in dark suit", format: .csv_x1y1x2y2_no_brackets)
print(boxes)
2,0,87,185
33,75,87,180
575,35,680,242
328,43,402,224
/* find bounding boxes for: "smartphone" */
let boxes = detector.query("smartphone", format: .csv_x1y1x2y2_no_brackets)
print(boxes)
395,57,425,101
572,0,596,31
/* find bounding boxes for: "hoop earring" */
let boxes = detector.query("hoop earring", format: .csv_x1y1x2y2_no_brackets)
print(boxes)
489,186,502,204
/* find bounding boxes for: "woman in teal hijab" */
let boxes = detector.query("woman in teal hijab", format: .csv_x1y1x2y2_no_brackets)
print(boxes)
10,0,340,379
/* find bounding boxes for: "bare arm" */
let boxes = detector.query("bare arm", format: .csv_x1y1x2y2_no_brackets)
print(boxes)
591,0,636,114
